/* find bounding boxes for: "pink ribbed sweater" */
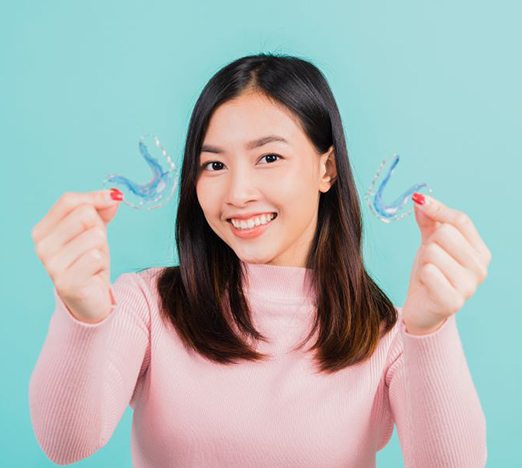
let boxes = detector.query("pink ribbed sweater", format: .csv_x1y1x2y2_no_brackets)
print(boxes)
29,262,487,467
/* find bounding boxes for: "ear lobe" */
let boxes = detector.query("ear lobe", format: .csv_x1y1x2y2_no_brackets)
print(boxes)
324,151,337,180
318,146,337,192
320,173,337,193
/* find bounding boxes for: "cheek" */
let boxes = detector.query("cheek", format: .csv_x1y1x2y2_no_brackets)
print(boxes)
279,164,315,198
277,175,318,220
195,181,216,216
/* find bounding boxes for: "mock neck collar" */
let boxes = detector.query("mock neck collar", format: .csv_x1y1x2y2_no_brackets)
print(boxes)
241,260,316,306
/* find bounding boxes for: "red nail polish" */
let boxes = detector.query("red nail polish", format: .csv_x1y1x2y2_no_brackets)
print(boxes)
412,192,425,205
110,188,123,201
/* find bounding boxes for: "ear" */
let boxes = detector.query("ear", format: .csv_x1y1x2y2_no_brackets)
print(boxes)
319,145,337,193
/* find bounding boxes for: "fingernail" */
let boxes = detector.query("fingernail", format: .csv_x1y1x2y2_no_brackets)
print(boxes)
412,192,425,205
110,188,124,201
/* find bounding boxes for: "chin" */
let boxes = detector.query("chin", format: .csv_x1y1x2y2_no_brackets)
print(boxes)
236,251,276,265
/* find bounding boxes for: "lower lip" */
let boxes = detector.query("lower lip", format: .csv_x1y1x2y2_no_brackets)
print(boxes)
228,216,276,239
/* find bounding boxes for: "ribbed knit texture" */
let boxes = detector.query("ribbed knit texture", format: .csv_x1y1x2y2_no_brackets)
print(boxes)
29,261,487,467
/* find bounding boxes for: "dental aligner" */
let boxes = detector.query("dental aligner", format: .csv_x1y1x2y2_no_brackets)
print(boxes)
364,153,432,223
102,134,179,210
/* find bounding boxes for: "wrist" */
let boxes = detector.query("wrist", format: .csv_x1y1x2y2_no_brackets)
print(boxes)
403,317,448,336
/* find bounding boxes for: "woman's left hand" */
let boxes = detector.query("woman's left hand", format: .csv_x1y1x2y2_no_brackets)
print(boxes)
401,194,492,335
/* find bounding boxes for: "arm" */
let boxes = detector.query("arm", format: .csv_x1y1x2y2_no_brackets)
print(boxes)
385,312,487,468
29,272,150,465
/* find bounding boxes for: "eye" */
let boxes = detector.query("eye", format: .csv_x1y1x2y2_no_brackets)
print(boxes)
201,161,225,172
200,154,282,172
259,153,281,164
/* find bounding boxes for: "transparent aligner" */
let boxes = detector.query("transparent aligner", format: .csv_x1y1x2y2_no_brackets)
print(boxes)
102,134,179,210
364,153,433,223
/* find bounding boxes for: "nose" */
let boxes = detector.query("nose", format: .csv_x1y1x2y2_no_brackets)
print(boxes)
224,165,258,207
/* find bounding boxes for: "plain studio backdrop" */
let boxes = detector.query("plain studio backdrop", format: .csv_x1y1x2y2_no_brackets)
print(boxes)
1,0,520,466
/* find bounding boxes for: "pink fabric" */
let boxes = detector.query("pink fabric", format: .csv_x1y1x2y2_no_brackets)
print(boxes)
29,262,487,467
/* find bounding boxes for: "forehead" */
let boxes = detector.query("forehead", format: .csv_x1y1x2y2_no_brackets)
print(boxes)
202,92,306,150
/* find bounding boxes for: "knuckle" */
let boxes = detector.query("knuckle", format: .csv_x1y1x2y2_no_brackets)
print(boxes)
424,243,439,260
46,257,58,277
31,225,40,241
53,275,66,292
478,264,488,282
60,192,76,207
464,281,476,299
91,227,106,243
53,276,62,290
34,242,44,259
452,295,465,312
79,203,96,217
456,212,471,225
90,249,102,261
431,226,447,245
78,205,98,225
420,263,433,279
438,223,455,237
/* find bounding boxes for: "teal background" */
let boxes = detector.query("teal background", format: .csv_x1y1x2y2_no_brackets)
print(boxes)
1,0,520,466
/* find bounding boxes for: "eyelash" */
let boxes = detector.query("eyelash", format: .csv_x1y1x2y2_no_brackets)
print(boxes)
200,154,282,172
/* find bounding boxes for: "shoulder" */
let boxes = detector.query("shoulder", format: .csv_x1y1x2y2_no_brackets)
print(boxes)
132,266,167,295
132,265,184,298
135,266,165,281
378,303,404,345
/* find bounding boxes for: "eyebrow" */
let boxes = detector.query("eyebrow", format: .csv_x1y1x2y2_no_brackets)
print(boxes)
200,135,290,154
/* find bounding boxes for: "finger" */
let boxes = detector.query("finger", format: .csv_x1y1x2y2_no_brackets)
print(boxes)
57,248,107,296
32,190,119,243
420,262,464,313
36,205,108,263
413,202,441,244
423,242,477,300
44,225,107,280
415,195,491,261
430,223,489,283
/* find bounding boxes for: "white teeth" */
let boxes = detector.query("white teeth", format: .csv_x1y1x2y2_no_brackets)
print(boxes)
231,213,276,230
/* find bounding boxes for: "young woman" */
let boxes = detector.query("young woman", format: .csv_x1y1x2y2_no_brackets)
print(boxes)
30,53,491,467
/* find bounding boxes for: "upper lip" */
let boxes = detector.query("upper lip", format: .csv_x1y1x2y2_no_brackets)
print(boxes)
226,212,277,221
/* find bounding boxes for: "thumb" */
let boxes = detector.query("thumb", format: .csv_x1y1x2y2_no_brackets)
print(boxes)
413,196,439,243
97,189,123,225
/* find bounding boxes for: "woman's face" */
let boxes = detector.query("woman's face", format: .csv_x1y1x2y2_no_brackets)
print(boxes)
195,90,336,268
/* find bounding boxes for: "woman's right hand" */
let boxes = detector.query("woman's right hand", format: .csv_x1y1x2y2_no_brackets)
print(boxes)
31,189,124,324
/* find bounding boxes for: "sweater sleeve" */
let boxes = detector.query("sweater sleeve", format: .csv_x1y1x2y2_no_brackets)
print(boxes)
385,311,487,468
28,272,151,465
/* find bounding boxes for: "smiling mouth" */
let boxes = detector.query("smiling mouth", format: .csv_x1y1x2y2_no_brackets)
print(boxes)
226,213,278,224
